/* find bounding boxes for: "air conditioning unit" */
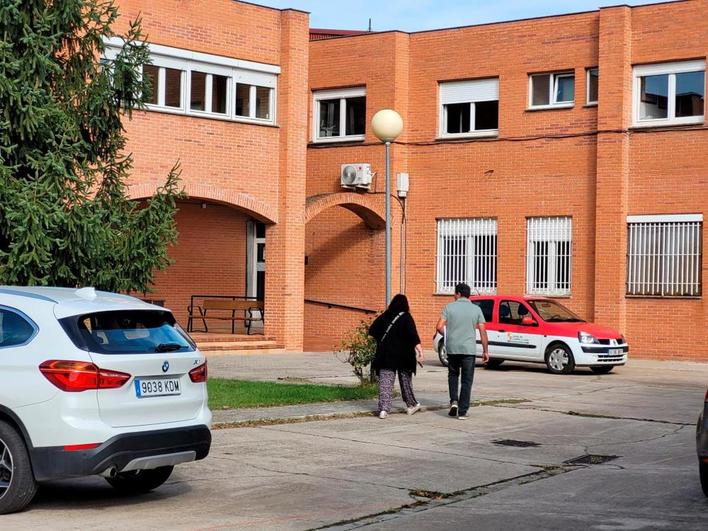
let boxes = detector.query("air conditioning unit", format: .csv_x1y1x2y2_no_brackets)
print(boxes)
340,163,373,190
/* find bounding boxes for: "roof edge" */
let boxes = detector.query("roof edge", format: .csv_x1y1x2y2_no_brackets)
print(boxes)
309,0,688,42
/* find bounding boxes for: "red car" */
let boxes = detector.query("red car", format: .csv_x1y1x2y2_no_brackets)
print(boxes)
434,295,628,374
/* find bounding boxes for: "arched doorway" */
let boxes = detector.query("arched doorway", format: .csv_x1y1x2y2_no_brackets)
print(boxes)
303,192,399,351
129,184,277,337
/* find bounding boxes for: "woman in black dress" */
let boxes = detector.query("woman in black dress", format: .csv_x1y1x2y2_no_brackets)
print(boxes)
369,294,424,419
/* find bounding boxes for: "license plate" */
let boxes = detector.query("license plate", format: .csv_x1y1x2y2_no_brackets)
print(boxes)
134,377,181,398
609,348,623,355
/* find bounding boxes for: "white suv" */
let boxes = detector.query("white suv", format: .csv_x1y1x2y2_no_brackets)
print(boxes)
0,286,211,514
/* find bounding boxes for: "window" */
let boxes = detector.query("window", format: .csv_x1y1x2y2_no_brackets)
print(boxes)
627,214,702,297
499,300,534,326
235,83,273,120
439,78,499,138
313,87,366,142
633,60,705,126
0,308,36,348
529,72,575,108
527,217,572,296
587,68,598,105
436,218,497,294
142,64,184,109
189,71,229,114
471,299,494,322
143,64,159,105
61,310,195,355
106,38,278,124
190,71,207,110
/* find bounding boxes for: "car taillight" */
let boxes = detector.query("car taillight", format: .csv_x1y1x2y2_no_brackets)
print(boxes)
189,361,207,383
39,360,131,392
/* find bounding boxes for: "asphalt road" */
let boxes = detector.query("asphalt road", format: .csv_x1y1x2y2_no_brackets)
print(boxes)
4,355,708,530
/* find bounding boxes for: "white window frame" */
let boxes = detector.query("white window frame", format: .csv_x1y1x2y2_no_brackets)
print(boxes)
438,78,499,139
586,67,599,106
104,38,278,125
312,87,366,143
626,214,703,297
632,60,705,128
526,217,573,297
528,71,575,110
436,218,497,295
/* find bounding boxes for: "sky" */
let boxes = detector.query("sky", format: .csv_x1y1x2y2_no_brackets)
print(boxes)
253,0,676,32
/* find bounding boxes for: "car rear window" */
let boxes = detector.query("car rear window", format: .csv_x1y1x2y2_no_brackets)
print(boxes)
471,299,494,322
60,310,195,354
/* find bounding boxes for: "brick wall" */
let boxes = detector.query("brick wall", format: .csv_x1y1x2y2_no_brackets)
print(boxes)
115,0,310,349
146,201,248,328
306,1,708,360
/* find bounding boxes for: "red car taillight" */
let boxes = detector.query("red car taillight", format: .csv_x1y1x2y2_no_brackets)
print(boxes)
39,360,131,392
189,361,207,383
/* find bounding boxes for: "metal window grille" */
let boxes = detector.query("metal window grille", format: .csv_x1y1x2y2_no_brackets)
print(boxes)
627,219,702,296
436,219,497,294
526,217,572,296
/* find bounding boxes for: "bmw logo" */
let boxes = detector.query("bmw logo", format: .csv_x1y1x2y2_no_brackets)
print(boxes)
162,361,170,373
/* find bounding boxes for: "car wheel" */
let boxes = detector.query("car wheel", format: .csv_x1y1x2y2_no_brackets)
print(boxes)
485,358,505,370
701,460,708,498
590,366,614,375
106,466,174,494
0,420,37,515
545,343,575,375
437,341,449,367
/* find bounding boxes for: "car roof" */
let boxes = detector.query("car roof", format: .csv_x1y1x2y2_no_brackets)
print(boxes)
0,286,161,318
470,295,551,301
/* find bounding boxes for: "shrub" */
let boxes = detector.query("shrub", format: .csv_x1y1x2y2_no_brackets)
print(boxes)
338,318,378,385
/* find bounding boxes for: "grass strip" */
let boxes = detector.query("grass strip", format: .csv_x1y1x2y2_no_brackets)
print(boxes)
208,378,377,410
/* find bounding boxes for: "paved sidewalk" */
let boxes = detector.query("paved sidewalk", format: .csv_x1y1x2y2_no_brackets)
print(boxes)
6,352,707,530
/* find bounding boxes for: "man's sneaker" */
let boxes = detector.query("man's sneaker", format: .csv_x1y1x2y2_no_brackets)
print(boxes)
407,403,421,416
449,402,458,417
458,415,468,420
379,411,388,419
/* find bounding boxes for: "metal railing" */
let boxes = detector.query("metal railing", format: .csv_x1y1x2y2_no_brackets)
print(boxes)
304,299,378,315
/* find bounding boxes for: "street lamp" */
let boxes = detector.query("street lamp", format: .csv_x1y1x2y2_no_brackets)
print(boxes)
371,109,404,307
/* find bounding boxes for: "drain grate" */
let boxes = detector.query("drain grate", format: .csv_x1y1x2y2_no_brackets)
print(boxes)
493,439,541,448
564,454,619,465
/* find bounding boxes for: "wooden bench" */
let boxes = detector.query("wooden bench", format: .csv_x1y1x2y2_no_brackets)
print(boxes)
188,299,264,335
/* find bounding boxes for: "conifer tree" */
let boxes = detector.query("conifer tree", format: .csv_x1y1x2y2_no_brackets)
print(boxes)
0,0,180,292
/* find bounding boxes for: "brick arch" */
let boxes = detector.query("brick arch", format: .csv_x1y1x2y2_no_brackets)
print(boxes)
305,192,386,229
128,182,278,224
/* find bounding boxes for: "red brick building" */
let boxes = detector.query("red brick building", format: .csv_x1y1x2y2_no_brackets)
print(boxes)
116,0,707,360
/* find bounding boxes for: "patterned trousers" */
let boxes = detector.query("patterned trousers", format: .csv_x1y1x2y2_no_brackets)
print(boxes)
378,369,418,413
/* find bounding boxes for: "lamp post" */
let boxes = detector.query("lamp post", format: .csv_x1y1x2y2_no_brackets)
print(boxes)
371,109,403,307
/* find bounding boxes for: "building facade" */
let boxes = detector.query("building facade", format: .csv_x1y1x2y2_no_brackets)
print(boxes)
117,0,707,360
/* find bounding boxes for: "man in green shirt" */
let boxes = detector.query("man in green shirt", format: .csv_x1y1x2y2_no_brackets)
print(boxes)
436,283,489,420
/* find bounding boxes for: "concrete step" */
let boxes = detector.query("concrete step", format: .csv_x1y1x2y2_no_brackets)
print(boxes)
197,340,281,353
191,333,274,343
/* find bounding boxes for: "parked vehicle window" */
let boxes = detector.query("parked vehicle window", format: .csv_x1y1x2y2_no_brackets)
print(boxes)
498,300,534,325
60,310,195,354
471,299,494,322
0,309,36,347
528,300,584,322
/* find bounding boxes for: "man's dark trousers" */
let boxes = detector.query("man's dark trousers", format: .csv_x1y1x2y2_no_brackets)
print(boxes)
448,354,476,415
